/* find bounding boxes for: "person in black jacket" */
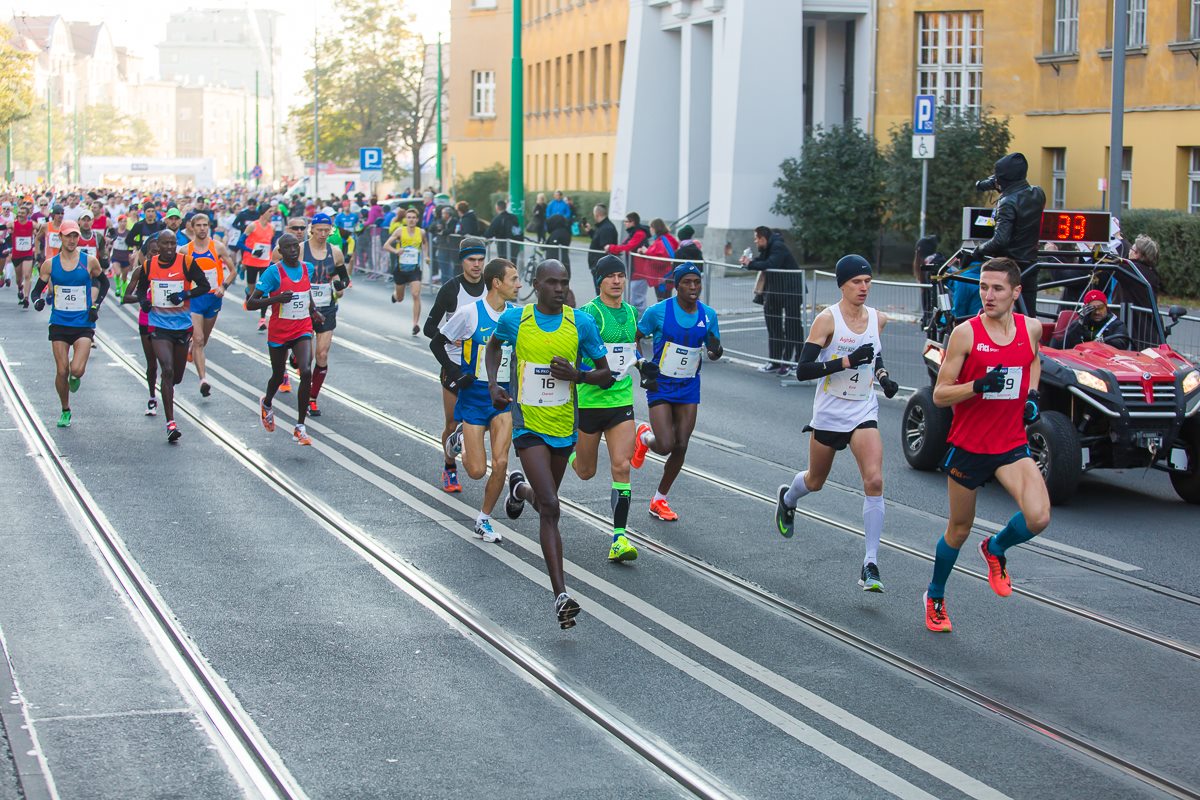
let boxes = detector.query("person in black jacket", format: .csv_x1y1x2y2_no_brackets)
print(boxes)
586,203,618,281
455,201,481,237
1051,289,1132,350
742,226,804,375
545,213,572,277
972,152,1047,316
484,199,522,261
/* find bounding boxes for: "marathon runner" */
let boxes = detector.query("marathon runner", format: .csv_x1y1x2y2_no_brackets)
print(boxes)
383,207,428,335
630,262,722,521
30,220,110,428
11,204,36,307
432,258,520,543
38,205,65,262
424,237,488,492
124,231,211,442
110,214,133,299
185,214,237,398
485,259,613,629
164,208,189,246
245,232,324,446
241,205,277,332
74,211,107,275
570,255,644,561
302,213,350,418
924,256,1048,633
127,204,164,269
773,255,900,591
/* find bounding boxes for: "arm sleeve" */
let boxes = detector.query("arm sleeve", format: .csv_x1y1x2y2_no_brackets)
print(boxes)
794,341,846,381
93,270,110,304
185,261,211,297
607,230,645,254
704,307,720,338
428,332,458,372
422,282,457,339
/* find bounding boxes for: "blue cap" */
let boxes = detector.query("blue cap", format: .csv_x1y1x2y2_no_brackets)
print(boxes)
310,213,333,226
671,262,703,283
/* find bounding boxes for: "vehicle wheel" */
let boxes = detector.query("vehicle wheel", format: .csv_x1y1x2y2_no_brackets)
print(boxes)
1026,410,1082,505
1169,422,1200,505
902,386,952,471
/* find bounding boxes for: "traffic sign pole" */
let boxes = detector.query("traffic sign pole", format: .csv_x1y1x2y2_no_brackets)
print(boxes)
920,161,928,239
912,94,937,240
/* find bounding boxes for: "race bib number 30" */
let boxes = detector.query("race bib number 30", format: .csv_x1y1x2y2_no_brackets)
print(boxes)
659,342,702,379
519,362,571,406
310,283,333,307
982,366,1023,400
54,285,87,311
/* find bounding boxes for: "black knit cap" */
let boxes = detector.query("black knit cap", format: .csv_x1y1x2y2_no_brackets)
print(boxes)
835,254,872,286
593,254,625,286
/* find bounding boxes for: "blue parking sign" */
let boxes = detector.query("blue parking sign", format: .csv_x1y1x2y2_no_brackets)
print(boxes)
359,147,383,171
914,95,936,135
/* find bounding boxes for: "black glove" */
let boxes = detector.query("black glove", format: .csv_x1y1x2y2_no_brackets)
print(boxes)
139,294,152,313
1024,388,1040,425
333,279,347,292
973,365,1007,394
33,297,45,312
705,332,722,357
847,343,875,368
444,367,476,393
752,292,765,306
88,305,100,323
636,359,659,392
876,369,899,399
167,291,186,305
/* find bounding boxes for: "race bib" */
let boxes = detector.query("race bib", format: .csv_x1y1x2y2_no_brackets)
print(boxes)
15,235,32,251
252,242,270,258
279,291,310,320
823,364,873,401
310,283,333,307
982,366,1023,401
78,246,95,261
519,361,571,406
607,342,638,379
475,342,512,380
54,284,87,311
112,237,128,251
202,267,219,289
399,246,420,267
659,341,702,379
153,279,184,307
47,232,61,248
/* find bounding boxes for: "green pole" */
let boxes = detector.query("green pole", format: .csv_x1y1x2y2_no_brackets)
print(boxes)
508,0,524,227
242,99,247,181
46,86,52,183
436,33,443,190
6,126,12,183
254,71,261,188
72,105,79,182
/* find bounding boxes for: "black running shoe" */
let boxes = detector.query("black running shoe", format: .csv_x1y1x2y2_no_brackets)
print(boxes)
859,562,884,593
505,471,527,519
555,593,581,630
775,485,796,538
200,381,211,398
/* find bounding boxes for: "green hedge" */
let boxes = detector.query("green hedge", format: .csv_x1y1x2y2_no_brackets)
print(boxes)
1119,209,1200,298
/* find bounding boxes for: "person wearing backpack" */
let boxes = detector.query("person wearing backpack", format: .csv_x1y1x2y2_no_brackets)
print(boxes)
640,218,679,302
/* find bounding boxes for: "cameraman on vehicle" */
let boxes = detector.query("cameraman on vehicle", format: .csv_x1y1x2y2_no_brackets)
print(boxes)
969,152,1046,315
1051,289,1131,351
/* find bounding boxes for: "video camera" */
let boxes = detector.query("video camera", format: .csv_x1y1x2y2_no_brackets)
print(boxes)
974,175,999,192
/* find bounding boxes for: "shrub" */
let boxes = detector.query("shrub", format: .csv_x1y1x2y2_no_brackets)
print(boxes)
1120,209,1200,299
455,163,508,223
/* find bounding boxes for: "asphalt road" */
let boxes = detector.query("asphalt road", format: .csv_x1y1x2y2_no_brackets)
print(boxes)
0,268,1196,799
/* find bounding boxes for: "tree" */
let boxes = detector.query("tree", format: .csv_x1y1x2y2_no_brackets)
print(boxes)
80,105,155,156
772,121,884,265
456,164,508,224
0,24,35,129
881,109,1013,252
288,0,433,186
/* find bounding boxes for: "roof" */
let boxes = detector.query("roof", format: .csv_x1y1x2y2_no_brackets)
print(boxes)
7,15,61,51
68,21,101,55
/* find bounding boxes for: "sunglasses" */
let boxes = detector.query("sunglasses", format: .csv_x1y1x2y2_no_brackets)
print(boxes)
287,225,307,231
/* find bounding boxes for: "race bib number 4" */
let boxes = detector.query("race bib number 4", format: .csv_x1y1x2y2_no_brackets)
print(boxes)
475,343,513,380
310,283,333,307
519,362,571,406
982,366,1023,400
823,364,873,401
659,342,702,379
54,285,87,311
153,280,184,307
279,292,311,320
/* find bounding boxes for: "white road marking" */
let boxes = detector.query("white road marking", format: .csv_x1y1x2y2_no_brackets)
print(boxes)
691,431,745,449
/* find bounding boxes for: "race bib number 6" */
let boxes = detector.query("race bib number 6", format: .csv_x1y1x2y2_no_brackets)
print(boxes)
658,342,702,379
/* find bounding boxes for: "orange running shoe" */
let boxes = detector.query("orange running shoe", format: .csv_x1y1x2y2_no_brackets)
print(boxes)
279,373,292,394
979,537,1012,597
924,591,952,632
293,425,312,446
631,422,651,469
649,497,678,521
260,397,275,432
187,349,193,363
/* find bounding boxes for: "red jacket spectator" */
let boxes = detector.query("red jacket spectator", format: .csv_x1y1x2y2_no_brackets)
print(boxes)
641,233,679,287
606,217,654,283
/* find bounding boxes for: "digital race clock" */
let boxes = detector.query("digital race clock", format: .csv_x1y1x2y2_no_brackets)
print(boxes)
961,208,1111,246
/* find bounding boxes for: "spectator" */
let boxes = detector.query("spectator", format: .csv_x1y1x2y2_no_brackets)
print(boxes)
641,218,679,301
420,191,437,228
949,255,983,319
456,200,481,237
529,192,547,242
485,199,522,261
606,211,652,313
914,234,940,327
432,205,459,284
741,226,804,375
545,213,573,276
1120,233,1164,348
586,203,618,279
547,190,570,220
1052,289,1132,350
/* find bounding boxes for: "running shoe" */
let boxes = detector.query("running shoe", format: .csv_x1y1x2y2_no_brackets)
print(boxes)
56,410,71,428
608,535,638,562
308,399,321,417
279,374,292,394
441,468,462,493
200,381,211,397
775,485,796,538
390,295,398,303
17,292,24,305
756,362,779,373
631,422,651,469
443,422,463,462
166,421,181,443
145,398,158,417
859,562,884,593
293,425,312,446
924,591,952,632
979,537,1012,597
411,325,420,336
20,297,29,309
649,497,678,521
67,374,80,393
555,592,581,630
474,519,502,543
257,318,267,332
260,397,275,432
3,278,9,287
187,349,193,363
505,470,527,519
778,365,793,377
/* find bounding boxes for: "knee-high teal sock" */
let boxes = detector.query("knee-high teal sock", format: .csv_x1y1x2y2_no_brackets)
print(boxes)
927,536,960,599
989,512,1036,556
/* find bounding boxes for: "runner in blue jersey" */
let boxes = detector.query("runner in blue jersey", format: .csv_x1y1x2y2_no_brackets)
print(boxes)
630,262,723,521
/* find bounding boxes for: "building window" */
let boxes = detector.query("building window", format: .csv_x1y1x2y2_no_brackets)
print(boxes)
554,57,562,111
916,11,984,113
577,50,585,108
1188,148,1200,214
601,152,608,191
1050,148,1066,209
588,152,594,190
589,47,598,104
603,44,612,103
1120,147,1132,209
617,40,626,101
1054,0,1078,53
1192,0,1200,40
565,54,573,111
470,0,498,7
1127,0,1147,46
472,70,495,117
525,64,533,114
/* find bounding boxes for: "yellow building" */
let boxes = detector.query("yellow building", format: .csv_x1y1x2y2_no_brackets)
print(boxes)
874,1,1200,212
446,0,628,194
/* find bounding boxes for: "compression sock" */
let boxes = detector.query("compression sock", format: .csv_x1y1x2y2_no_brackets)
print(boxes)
311,365,328,399
927,536,960,599
476,511,490,525
653,491,667,504
611,481,631,539
783,471,812,506
863,496,884,566
568,451,577,468
989,512,1036,556
639,428,656,448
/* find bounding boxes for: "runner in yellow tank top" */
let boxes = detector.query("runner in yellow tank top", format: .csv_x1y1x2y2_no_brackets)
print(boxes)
383,208,428,333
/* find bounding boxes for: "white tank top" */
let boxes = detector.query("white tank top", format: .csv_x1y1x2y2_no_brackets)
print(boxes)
810,304,881,432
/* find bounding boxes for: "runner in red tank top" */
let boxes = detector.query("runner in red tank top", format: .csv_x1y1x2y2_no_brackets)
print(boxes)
923,257,1051,634
11,205,36,307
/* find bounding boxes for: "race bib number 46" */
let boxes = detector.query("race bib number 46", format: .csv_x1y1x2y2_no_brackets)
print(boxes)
54,285,87,312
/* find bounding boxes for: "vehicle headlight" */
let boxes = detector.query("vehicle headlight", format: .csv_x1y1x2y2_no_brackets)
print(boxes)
1183,369,1200,394
1073,370,1108,393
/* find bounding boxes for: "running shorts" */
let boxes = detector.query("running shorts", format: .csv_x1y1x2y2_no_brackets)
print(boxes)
190,294,223,319
48,325,95,344
801,420,878,452
940,443,1032,490
313,306,337,333
578,404,634,435
149,327,193,347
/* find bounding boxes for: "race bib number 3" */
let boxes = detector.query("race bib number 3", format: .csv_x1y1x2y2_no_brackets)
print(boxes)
607,343,637,379
823,364,873,401
982,366,1023,400
153,280,184,307
659,342,702,379
279,292,311,320
519,362,571,406
310,283,333,307
54,285,87,311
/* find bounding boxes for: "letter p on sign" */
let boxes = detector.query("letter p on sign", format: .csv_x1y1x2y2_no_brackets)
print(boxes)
359,147,383,171
914,95,935,136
